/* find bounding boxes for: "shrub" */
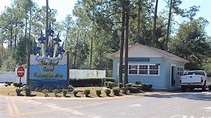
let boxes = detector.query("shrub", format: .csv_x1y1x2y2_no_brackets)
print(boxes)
104,81,108,87
53,89,60,97
107,82,114,89
131,84,142,90
84,89,90,97
73,90,83,97
5,82,13,86
69,78,115,87
112,88,120,96
104,89,111,96
24,87,31,96
127,87,140,93
142,84,153,91
103,78,115,82
125,83,133,88
13,83,22,87
69,78,103,87
135,81,142,84
95,90,101,97
73,90,78,97
42,89,49,97
118,83,123,88
62,89,68,97
15,88,23,96
4,84,8,87
121,87,128,94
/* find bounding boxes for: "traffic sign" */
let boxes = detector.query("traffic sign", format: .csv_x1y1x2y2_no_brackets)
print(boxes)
17,66,25,77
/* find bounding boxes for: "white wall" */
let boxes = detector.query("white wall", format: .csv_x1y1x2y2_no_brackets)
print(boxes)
0,69,106,83
69,69,106,79
0,71,27,84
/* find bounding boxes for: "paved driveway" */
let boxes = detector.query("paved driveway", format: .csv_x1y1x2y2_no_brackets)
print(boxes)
0,91,210,118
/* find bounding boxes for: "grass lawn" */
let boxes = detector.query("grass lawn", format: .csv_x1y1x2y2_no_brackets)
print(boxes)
0,84,125,98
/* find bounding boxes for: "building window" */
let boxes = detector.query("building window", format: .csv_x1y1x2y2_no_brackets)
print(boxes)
149,65,159,75
139,65,148,75
129,65,138,74
177,67,184,76
118,63,160,76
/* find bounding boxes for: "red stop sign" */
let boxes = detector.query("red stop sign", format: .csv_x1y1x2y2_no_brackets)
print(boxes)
17,66,25,77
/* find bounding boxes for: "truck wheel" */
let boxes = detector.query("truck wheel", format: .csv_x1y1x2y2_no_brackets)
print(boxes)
181,86,186,92
208,86,211,91
202,84,206,91
202,81,206,91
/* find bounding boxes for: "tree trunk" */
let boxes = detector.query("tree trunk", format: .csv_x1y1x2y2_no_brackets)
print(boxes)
165,0,172,51
24,17,28,53
89,31,94,70
124,0,130,85
10,26,13,48
73,33,78,69
136,5,141,43
27,0,32,86
14,21,18,48
152,0,159,47
119,4,125,83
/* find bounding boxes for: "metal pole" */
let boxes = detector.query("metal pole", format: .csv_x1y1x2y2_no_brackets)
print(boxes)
67,51,70,86
19,77,21,89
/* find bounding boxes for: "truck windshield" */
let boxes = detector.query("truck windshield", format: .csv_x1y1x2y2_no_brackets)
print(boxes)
188,72,204,75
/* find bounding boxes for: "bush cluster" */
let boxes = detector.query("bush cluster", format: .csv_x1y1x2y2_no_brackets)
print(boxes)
13,83,22,87
125,83,152,93
69,78,115,87
5,82,13,86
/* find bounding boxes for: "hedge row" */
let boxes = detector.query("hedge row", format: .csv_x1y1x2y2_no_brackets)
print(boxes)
69,78,115,87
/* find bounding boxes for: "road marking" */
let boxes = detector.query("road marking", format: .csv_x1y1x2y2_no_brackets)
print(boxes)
7,102,14,117
11,99,20,114
203,106,211,112
171,115,194,118
129,104,142,107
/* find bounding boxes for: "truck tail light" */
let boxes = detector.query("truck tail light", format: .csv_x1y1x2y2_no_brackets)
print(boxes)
201,77,204,83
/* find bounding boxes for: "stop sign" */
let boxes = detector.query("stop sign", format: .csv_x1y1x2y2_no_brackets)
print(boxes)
17,66,25,77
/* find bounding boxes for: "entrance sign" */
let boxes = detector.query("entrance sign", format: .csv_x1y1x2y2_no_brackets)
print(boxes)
29,55,67,88
17,66,25,77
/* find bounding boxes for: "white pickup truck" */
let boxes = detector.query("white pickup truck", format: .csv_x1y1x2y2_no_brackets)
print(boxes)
180,70,211,92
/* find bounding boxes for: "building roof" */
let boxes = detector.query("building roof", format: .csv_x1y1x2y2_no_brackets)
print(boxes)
110,43,189,63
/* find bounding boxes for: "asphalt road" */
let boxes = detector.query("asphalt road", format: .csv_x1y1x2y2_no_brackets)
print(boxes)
0,91,211,118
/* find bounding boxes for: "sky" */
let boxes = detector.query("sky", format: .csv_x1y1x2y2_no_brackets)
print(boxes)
0,0,210,36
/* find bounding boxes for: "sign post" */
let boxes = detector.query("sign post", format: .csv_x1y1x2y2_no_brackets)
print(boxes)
17,66,25,88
